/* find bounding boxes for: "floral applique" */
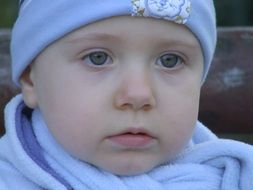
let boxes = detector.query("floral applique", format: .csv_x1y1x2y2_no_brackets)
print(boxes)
131,0,191,24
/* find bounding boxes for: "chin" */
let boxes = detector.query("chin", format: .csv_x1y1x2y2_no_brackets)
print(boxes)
102,160,160,176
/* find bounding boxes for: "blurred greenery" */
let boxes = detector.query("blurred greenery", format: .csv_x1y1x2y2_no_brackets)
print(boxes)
0,0,19,27
219,134,253,145
1,0,253,27
215,0,253,26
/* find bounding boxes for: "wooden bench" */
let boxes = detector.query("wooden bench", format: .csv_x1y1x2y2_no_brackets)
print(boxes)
0,29,20,136
1,28,253,142
199,27,253,136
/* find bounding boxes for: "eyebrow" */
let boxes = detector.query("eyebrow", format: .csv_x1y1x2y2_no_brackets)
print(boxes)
65,33,120,44
64,32,200,50
159,40,200,49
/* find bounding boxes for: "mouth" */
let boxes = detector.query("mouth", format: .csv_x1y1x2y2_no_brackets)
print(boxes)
107,128,155,148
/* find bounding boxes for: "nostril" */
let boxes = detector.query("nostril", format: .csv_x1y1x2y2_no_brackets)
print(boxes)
119,103,132,110
114,91,156,111
114,77,156,111
142,104,152,111
115,101,152,111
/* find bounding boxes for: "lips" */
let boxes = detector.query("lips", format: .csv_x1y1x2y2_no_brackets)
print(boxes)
107,128,155,148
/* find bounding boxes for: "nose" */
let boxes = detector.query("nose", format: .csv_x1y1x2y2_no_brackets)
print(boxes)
114,73,156,111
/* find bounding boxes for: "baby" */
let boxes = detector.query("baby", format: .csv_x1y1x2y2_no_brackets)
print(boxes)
1,0,253,189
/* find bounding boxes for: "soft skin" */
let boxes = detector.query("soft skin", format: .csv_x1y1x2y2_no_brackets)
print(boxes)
20,16,203,175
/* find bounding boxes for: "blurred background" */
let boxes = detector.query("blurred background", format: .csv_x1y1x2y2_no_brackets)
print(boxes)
1,0,253,27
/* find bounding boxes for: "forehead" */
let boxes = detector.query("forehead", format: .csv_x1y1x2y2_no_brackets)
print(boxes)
60,16,200,49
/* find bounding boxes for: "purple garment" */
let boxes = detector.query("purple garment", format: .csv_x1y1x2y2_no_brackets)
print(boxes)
15,102,73,190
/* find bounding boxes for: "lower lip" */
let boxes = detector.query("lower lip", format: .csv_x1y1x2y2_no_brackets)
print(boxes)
108,134,154,148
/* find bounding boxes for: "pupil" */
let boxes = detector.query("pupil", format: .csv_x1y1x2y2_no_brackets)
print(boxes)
89,52,107,65
160,54,178,68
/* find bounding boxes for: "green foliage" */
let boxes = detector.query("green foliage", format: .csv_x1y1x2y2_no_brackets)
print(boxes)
215,0,253,26
0,0,18,27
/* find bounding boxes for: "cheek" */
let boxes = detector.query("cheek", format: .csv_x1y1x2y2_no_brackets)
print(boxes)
39,94,105,159
34,73,108,158
159,79,200,124
157,83,201,158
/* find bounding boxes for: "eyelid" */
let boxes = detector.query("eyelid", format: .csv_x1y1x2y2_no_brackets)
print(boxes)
79,48,114,68
83,48,114,59
79,48,114,60
160,51,187,62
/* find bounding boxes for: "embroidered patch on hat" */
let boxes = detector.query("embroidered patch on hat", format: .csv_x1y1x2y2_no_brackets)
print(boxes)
131,0,191,24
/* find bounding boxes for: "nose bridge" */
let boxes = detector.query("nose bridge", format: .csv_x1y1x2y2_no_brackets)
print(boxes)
125,69,151,96
115,66,156,110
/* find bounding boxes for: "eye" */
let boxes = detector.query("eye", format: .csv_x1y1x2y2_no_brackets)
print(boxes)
82,51,112,66
156,53,183,69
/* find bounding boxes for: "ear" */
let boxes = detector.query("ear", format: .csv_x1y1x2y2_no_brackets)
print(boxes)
19,65,38,109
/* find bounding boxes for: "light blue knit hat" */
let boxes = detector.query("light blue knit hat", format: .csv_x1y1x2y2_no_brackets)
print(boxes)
11,0,216,86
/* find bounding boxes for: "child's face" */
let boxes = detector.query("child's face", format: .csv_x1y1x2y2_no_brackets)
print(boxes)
22,16,203,175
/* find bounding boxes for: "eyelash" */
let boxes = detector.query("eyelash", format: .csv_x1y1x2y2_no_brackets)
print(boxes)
155,52,184,70
81,50,184,70
81,50,113,67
